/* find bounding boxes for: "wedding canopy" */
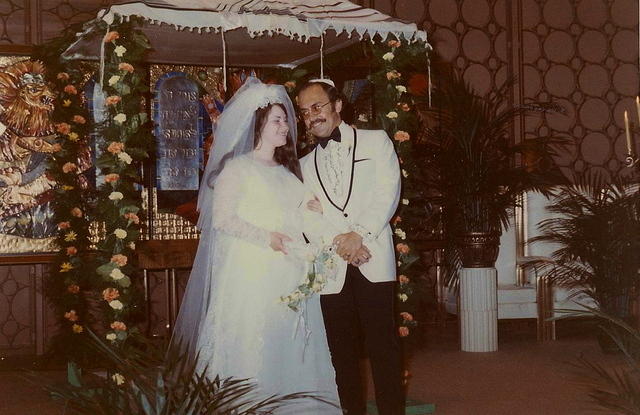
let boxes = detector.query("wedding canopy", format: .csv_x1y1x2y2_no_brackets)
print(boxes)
62,0,428,67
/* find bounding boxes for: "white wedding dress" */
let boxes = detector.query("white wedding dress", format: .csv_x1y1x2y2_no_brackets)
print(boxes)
194,155,340,413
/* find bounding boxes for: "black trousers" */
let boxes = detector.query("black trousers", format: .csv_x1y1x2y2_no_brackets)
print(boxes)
321,265,404,415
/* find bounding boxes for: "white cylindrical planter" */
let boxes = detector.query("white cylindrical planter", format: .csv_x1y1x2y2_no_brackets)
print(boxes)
460,267,498,352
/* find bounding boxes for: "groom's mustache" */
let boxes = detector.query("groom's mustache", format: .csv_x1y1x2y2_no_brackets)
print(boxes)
309,118,326,128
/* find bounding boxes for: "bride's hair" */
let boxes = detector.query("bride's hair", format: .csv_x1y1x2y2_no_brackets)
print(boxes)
254,103,302,181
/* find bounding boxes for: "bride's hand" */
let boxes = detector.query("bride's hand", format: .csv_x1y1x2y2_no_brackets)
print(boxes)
270,231,292,254
306,196,323,214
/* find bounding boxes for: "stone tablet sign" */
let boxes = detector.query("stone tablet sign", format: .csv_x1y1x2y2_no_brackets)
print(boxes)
155,74,200,190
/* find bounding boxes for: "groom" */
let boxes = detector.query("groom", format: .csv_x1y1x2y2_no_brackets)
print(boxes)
297,79,404,415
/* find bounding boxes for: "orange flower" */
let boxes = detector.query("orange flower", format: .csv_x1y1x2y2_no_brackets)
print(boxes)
393,130,410,142
56,72,70,81
104,173,120,183
107,142,124,154
386,70,401,80
64,310,79,322
388,39,401,48
400,312,414,322
103,31,120,43
70,207,83,218
56,122,71,134
124,212,140,224
102,287,120,302
62,162,77,173
398,274,410,284
396,243,410,254
118,62,134,73
66,246,78,256
72,115,86,124
67,284,80,294
105,95,122,106
64,85,78,95
72,324,83,333
111,254,128,267
398,326,410,337
392,216,402,225
58,221,71,230
398,102,411,112
110,321,127,331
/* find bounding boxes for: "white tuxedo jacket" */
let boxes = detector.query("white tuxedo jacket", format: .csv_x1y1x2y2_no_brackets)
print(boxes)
300,121,401,294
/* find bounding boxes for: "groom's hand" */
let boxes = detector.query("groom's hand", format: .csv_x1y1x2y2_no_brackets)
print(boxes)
334,232,363,261
350,245,372,267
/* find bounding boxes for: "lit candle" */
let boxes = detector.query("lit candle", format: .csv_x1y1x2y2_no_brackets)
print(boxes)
636,96,640,124
625,110,633,156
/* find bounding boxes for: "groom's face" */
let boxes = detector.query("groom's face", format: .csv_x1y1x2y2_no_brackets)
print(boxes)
297,84,342,139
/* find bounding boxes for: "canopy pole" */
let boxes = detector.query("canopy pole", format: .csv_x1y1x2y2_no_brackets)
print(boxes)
320,33,325,79
427,56,432,108
221,29,227,92
99,24,110,87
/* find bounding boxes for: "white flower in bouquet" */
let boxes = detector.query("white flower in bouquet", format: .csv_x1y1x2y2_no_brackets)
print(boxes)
382,52,395,61
112,373,125,385
117,151,133,164
113,113,127,124
114,45,127,57
109,191,124,201
396,85,407,93
106,332,117,341
108,75,120,86
398,293,408,302
110,268,125,280
394,228,407,240
109,299,124,310
114,228,127,239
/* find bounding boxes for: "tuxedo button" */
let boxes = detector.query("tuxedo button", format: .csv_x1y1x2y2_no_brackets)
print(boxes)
343,213,348,217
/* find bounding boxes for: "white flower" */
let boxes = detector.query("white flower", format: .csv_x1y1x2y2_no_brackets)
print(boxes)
386,111,398,119
128,241,136,250
110,268,125,280
357,114,368,122
312,282,323,292
394,228,407,240
109,191,124,201
402,169,408,178
108,75,120,86
106,332,117,341
114,45,127,57
397,260,402,266
114,228,127,239
382,52,395,61
109,299,124,310
117,151,133,164
113,113,127,124
399,293,408,302
112,373,125,385
402,198,409,205
396,85,407,93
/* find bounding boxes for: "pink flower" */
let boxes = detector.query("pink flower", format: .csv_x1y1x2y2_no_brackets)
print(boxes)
56,123,71,134
110,321,127,331
102,287,120,302
388,39,402,48
398,102,411,112
58,221,70,230
393,131,410,142
64,310,79,322
396,243,410,254
111,254,128,267
66,246,78,256
72,115,86,124
104,173,120,183
400,312,414,322
398,274,410,284
70,207,83,218
64,85,78,95
118,62,134,73
105,95,122,106
124,212,140,224
107,142,124,154
284,80,296,90
62,162,77,173
398,326,410,337
103,31,120,43
392,216,402,225
56,72,70,81
67,284,80,294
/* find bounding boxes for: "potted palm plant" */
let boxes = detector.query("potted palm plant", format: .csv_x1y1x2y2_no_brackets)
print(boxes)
528,173,640,352
422,63,566,351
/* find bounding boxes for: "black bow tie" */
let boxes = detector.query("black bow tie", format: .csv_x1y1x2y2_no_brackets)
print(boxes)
317,127,341,149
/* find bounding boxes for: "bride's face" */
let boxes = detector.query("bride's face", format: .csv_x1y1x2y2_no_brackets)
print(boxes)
258,105,289,149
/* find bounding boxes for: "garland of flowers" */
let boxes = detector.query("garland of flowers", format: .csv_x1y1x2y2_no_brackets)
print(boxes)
92,16,152,346
33,28,95,358
370,38,432,340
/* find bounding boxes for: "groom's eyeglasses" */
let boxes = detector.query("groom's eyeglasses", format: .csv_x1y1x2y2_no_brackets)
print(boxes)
299,101,331,119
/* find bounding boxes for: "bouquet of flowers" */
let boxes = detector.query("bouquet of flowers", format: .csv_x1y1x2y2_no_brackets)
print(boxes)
279,243,339,312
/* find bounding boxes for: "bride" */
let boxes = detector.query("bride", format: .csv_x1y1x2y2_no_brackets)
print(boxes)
172,77,341,413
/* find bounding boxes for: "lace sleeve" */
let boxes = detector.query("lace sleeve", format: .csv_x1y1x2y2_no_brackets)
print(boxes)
210,160,271,247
